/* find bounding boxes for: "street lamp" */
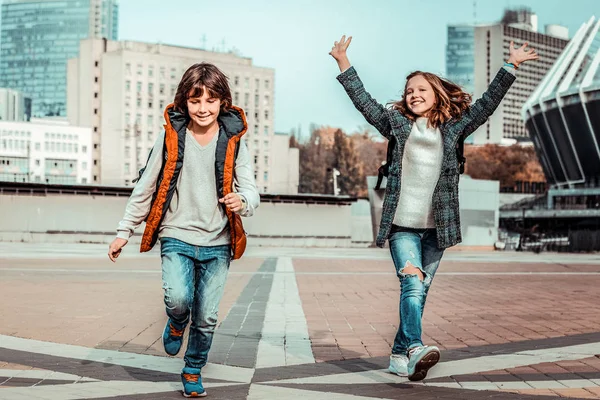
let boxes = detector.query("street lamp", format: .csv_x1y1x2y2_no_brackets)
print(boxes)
332,168,341,196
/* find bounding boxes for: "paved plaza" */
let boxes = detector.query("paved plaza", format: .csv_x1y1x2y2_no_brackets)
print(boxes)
1,243,600,399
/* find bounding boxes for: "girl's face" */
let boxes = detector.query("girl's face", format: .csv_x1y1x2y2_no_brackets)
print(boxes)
405,75,436,117
186,88,222,130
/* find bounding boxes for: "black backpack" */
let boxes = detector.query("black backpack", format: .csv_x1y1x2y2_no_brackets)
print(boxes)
374,136,466,190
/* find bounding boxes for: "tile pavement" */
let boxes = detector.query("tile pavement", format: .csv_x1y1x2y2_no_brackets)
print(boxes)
1,243,599,399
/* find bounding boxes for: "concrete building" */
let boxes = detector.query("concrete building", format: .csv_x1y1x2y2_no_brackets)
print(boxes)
270,132,299,194
68,39,292,193
0,88,30,121
447,8,569,144
0,119,92,184
0,0,118,118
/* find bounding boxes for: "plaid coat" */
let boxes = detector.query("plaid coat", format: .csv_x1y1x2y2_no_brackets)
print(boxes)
337,66,516,249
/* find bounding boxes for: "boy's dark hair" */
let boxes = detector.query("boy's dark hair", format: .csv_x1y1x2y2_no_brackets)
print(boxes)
173,63,233,114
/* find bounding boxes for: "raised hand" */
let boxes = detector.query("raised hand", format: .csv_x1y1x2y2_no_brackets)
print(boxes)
507,41,539,67
329,35,353,72
329,35,352,61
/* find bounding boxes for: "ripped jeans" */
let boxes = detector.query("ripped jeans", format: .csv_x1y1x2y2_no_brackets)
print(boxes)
388,225,444,355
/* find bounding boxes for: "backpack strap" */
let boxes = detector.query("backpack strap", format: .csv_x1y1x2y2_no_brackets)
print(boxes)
457,136,466,174
375,137,395,190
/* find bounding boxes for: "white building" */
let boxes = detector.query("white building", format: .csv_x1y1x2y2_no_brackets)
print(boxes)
68,38,292,193
0,88,29,121
269,132,299,194
0,120,92,184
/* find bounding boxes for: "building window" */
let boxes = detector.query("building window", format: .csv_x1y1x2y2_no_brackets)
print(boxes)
82,145,87,153
94,108,98,115
265,80,270,89
35,159,40,166
264,156,268,166
244,77,249,89
124,163,130,173
234,76,239,86
82,162,87,170
93,159,98,166
159,84,165,95
254,155,258,164
94,77,98,83
264,126,269,136
94,127,98,132
94,175,97,182
95,61,99,67
126,81,131,92
35,143,40,151
94,92,98,98
264,171,268,181
125,63,131,75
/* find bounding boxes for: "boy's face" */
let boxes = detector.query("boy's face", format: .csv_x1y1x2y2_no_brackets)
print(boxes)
186,87,222,129
405,75,436,117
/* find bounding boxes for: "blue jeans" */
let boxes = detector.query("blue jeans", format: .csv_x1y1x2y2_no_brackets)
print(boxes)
160,237,231,369
388,225,444,355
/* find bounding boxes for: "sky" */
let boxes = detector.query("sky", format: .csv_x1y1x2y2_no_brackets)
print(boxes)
118,0,598,138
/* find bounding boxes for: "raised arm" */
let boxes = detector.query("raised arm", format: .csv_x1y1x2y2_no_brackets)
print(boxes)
461,41,538,138
330,35,392,138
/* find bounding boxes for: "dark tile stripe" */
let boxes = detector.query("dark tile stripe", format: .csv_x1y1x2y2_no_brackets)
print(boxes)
208,258,277,368
252,331,600,383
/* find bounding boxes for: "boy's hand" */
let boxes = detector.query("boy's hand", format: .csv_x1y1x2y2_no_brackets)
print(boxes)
108,237,128,262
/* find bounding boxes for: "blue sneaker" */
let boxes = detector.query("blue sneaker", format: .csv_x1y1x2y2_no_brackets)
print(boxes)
162,319,185,356
181,367,207,397
407,345,440,381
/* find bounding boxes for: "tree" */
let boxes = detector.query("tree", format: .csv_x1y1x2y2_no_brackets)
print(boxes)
332,129,363,196
464,144,545,189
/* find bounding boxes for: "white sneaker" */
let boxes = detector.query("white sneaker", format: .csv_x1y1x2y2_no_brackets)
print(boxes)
407,345,440,381
388,354,409,376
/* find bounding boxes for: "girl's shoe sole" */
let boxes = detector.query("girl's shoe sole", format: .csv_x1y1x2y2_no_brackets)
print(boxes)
408,350,440,381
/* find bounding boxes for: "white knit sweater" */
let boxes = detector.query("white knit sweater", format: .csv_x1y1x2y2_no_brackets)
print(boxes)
393,117,443,228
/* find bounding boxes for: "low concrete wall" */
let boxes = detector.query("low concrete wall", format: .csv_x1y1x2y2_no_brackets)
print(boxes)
366,175,499,247
0,191,372,248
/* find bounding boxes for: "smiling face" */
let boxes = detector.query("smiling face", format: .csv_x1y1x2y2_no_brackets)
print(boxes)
405,74,436,117
186,87,222,131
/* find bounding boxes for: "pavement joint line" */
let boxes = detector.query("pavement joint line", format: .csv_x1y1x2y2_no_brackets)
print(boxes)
0,334,254,383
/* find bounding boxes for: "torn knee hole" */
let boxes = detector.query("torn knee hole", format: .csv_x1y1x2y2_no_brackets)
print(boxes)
400,261,424,281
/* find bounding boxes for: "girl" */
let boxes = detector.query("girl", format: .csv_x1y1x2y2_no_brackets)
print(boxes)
330,35,537,381
108,62,260,397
